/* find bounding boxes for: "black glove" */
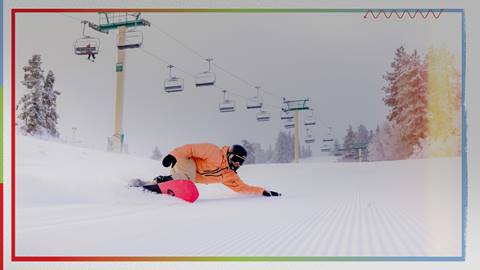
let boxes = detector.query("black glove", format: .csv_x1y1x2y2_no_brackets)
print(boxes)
162,154,177,168
262,190,281,197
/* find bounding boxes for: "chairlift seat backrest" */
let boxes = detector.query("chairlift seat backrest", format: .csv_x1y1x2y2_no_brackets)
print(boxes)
281,111,294,120
164,77,184,93
247,97,263,109
74,37,100,55
195,72,216,87
219,100,236,112
284,119,294,129
256,111,271,122
304,116,316,126
305,134,315,143
117,30,143,50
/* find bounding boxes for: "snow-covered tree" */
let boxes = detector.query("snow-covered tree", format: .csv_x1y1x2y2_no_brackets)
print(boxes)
151,146,163,160
264,144,274,163
254,143,267,163
342,125,355,160
241,140,256,164
368,121,411,161
332,139,342,156
17,54,46,135
355,124,370,147
41,70,60,137
383,46,410,124
273,131,294,163
382,47,428,157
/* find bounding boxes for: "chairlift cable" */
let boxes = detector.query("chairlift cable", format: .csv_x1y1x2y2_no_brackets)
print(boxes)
140,47,283,110
149,21,283,100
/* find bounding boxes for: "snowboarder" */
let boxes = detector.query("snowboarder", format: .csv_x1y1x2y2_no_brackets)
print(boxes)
86,43,96,62
140,143,281,197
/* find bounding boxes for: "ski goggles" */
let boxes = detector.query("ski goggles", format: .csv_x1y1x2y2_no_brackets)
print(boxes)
229,154,246,166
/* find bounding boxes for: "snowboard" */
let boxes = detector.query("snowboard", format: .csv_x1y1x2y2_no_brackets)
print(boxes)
129,179,199,203
159,180,199,203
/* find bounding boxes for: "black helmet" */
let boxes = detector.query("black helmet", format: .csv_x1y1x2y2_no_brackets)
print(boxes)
227,144,247,171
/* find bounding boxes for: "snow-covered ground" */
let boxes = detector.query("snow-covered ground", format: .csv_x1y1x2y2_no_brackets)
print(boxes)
15,135,462,257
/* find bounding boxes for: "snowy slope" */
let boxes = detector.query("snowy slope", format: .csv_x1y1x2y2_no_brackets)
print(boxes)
15,135,462,256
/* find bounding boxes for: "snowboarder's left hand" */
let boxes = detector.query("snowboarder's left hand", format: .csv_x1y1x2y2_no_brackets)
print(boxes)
262,190,281,197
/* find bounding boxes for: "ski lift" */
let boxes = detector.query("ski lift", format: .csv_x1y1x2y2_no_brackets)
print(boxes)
164,65,184,93
246,86,263,109
305,134,315,144
117,29,143,50
305,128,315,144
323,127,334,142
284,118,294,129
304,109,316,126
256,110,271,122
74,22,100,56
280,109,294,120
219,90,236,112
321,145,331,152
195,58,216,87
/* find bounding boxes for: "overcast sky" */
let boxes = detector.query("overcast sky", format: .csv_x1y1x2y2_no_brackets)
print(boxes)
15,11,461,156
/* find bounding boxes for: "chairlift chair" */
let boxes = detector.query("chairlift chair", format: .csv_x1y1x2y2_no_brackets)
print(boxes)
280,110,294,120
74,36,100,55
164,65,184,93
284,118,294,129
305,128,315,143
196,58,216,87
321,145,331,152
247,97,263,109
117,29,143,50
74,22,100,56
246,86,263,109
323,127,334,142
219,90,236,112
304,116,316,126
304,109,316,126
256,110,271,122
305,134,315,144
323,137,334,142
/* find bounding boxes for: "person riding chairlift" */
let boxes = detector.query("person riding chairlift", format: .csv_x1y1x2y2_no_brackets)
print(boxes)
86,43,96,61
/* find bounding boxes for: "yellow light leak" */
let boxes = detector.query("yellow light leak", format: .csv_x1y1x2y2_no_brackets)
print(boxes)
426,47,461,157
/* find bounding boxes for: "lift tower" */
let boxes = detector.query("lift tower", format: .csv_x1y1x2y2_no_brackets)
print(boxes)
87,12,150,152
283,98,310,163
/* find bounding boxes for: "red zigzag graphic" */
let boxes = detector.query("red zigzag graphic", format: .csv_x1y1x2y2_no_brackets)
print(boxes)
363,9,444,19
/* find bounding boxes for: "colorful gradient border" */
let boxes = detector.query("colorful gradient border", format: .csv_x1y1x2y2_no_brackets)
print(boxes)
7,8,467,263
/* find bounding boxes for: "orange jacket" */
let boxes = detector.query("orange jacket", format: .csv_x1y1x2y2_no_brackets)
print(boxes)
170,143,265,195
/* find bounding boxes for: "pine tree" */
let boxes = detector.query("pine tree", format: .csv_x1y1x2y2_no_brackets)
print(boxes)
368,121,411,161
355,124,370,147
241,140,256,164
343,125,355,159
273,131,293,163
151,146,163,160
395,50,427,152
254,143,266,163
382,47,428,157
265,145,274,163
42,70,61,137
383,46,410,123
17,54,46,135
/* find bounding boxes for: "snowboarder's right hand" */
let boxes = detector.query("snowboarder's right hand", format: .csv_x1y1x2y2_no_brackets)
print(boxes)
262,190,281,197
162,154,177,168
